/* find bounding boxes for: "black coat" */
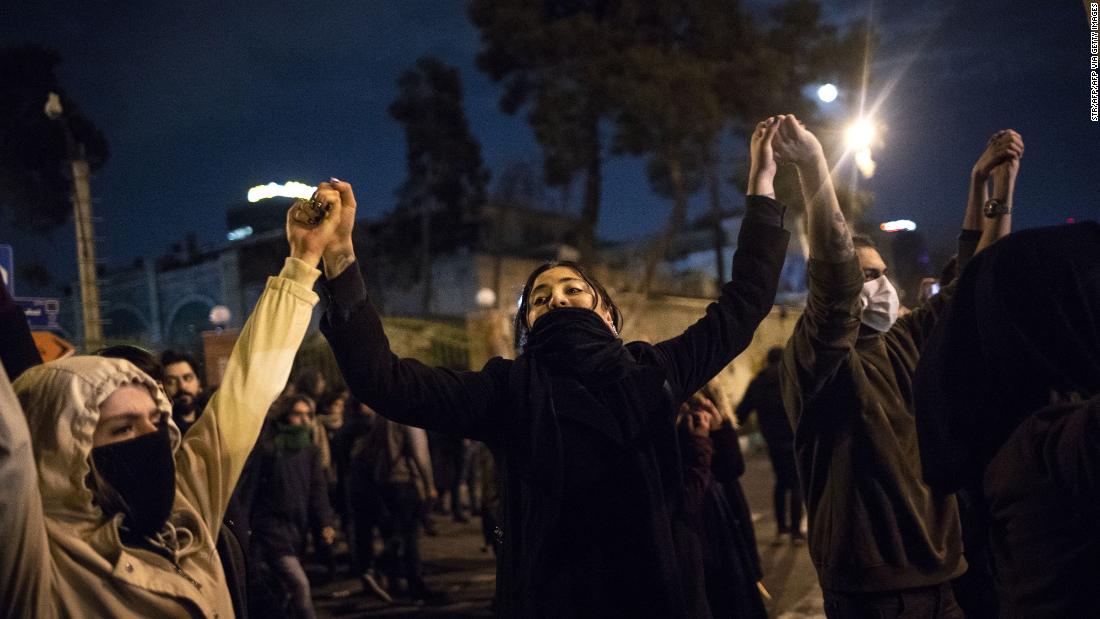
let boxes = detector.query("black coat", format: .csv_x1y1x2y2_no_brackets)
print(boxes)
319,201,789,617
250,439,334,558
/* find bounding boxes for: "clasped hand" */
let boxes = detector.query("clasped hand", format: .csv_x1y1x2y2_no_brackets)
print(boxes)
286,179,359,277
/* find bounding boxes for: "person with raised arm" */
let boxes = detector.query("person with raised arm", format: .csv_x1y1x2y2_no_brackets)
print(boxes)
776,115,1022,618
1,182,345,618
315,121,791,618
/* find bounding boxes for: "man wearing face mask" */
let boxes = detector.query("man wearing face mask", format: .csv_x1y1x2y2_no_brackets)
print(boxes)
774,116,1022,618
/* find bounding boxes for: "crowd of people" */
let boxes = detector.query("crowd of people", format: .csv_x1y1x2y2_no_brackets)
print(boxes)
0,111,1096,619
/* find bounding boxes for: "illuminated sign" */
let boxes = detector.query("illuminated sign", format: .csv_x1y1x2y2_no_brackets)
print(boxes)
880,220,917,233
247,181,316,203
227,226,254,241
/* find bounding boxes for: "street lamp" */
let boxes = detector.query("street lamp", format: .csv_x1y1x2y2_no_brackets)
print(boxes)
45,91,103,351
845,118,877,179
817,83,838,103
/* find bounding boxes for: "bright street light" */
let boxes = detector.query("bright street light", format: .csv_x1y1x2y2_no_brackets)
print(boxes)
817,83,838,103
845,118,878,178
845,118,875,151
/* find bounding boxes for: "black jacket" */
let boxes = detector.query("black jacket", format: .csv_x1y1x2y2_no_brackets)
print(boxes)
319,198,789,617
736,364,791,447
781,254,967,593
250,439,334,558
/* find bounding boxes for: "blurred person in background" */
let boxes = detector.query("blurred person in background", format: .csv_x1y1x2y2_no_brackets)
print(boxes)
251,394,336,618
736,347,802,545
161,350,203,404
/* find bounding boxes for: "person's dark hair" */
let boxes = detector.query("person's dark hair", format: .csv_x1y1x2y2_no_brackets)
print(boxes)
293,369,325,397
86,458,130,520
766,346,783,365
272,394,315,424
96,345,166,384
160,350,199,375
318,391,346,415
851,233,877,250
513,260,623,352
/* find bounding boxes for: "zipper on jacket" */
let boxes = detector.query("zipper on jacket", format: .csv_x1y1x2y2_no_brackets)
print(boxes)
171,557,203,591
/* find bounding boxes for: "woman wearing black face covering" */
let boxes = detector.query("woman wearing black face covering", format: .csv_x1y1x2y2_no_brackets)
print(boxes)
0,181,346,618
915,221,1100,618
316,119,790,618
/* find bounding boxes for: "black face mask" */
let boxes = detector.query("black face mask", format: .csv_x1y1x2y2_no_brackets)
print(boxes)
91,423,176,541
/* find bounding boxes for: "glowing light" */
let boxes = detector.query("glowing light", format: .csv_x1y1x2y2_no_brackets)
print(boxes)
880,220,916,233
247,181,316,203
854,147,876,178
845,119,875,151
209,305,232,326
227,226,253,241
817,84,838,103
476,288,497,309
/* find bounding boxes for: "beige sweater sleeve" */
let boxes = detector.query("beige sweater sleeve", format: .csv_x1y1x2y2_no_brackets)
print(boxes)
174,257,320,530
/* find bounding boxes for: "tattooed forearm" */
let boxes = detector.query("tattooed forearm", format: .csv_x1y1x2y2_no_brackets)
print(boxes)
322,250,357,280
798,157,854,263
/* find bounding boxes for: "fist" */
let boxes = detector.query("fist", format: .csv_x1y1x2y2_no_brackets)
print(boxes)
321,526,336,545
772,114,824,167
286,181,343,265
973,129,1024,180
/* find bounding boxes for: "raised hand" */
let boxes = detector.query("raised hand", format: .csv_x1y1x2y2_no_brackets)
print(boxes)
748,116,782,198
286,181,343,266
771,114,824,168
973,129,1024,182
322,179,359,279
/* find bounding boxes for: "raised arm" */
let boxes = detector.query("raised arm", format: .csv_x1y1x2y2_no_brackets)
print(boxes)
894,130,1025,351
0,366,53,618
651,117,791,401
317,182,507,442
173,182,343,528
965,129,1023,266
773,115,864,425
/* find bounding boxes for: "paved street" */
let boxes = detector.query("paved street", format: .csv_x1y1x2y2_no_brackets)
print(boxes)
313,442,824,618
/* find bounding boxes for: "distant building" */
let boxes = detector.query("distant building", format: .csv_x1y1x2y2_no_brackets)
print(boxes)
66,193,807,357
63,195,581,355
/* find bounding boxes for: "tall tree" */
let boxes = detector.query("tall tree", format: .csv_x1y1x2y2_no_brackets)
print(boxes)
611,43,723,296
389,56,489,314
389,56,489,217
0,44,108,232
469,0,623,261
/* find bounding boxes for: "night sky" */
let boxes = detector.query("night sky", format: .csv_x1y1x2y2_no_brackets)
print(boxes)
2,1,1097,298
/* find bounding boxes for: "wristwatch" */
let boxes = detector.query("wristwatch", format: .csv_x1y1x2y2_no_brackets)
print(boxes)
983,197,1011,218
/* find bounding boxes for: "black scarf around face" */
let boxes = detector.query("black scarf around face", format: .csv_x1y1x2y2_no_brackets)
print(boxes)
91,423,177,542
523,307,632,383
506,308,686,616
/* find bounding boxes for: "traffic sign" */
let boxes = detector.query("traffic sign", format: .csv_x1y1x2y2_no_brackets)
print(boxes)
16,297,61,330
32,331,75,361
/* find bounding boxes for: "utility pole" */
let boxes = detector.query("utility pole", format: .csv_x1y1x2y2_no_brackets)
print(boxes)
45,92,102,351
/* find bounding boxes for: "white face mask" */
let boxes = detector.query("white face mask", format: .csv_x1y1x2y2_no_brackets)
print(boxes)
859,274,899,332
